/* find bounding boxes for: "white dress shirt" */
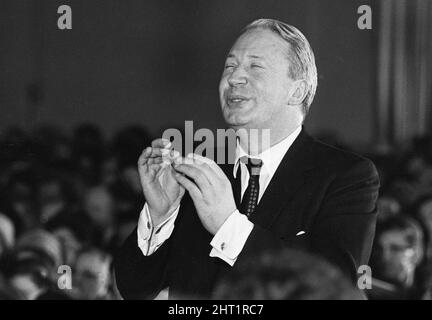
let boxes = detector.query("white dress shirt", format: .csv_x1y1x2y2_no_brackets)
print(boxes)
137,126,302,267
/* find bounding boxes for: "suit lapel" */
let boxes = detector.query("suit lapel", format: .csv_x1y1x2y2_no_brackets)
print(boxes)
249,129,316,229
221,129,316,229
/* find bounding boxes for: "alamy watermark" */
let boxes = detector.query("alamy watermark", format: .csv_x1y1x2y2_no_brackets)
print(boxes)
57,5,72,30
55,263,374,291
357,265,373,290
57,265,72,290
55,4,372,33
162,121,271,165
357,5,372,30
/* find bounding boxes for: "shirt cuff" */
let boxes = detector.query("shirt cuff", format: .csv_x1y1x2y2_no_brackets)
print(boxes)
137,203,180,256
209,209,254,266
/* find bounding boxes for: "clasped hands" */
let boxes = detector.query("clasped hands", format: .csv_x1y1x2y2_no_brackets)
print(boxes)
138,138,237,235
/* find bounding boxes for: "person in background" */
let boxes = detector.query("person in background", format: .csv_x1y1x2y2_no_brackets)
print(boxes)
1,170,39,237
74,247,112,300
82,185,119,253
52,227,83,269
2,229,70,299
377,195,402,222
39,174,92,245
369,215,428,299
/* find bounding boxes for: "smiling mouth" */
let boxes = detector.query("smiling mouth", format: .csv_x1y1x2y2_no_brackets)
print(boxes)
226,96,250,105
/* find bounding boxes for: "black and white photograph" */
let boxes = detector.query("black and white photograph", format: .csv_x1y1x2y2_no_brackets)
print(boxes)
1,0,432,306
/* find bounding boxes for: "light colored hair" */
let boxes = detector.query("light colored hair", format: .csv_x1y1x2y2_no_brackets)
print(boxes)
242,19,318,116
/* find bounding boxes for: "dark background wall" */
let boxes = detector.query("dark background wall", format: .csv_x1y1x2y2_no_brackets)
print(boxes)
0,0,376,148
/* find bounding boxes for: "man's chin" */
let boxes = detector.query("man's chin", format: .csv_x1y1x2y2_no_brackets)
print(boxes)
224,117,249,129
222,111,248,128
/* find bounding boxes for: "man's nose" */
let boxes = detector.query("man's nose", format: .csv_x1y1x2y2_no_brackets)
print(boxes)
227,68,247,87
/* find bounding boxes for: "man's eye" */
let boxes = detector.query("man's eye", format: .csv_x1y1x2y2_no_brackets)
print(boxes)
224,65,234,69
251,64,263,69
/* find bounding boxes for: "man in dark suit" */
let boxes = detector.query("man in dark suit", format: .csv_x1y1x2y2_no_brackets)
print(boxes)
114,18,380,299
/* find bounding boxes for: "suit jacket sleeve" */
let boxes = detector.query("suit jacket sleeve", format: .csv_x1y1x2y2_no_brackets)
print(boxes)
114,227,172,299
236,158,380,282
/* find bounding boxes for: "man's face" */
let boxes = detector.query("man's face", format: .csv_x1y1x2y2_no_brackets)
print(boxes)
84,187,114,227
377,230,419,286
75,252,111,299
219,29,296,130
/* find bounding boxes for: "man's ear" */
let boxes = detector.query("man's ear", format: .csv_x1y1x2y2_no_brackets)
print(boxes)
288,80,308,106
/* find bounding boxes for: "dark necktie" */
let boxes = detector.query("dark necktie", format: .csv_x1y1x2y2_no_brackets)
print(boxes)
239,157,263,217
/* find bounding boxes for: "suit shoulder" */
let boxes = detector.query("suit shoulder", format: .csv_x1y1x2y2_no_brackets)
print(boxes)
309,137,377,176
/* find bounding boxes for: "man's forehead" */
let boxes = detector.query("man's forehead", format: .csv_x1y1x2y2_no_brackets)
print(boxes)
227,29,288,58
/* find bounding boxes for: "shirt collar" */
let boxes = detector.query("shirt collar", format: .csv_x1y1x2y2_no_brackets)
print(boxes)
233,126,302,178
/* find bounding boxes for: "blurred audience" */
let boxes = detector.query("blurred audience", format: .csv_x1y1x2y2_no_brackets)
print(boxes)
1,229,68,299
0,124,150,299
1,125,432,299
367,135,432,299
212,248,364,300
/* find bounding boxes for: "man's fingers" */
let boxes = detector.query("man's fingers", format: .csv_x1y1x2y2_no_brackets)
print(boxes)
174,172,202,200
186,153,226,178
138,147,163,167
147,163,166,173
174,163,211,194
179,154,217,181
149,147,166,157
138,147,152,165
151,138,172,149
139,146,180,166
147,157,164,165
